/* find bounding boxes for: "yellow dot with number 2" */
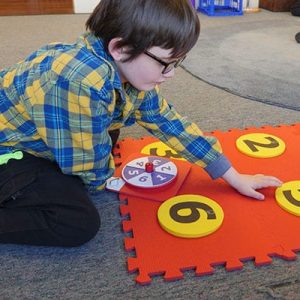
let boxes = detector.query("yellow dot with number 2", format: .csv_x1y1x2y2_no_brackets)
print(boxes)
275,181,300,217
236,133,286,158
157,194,224,238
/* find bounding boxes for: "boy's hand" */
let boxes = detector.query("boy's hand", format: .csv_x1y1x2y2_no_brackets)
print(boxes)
222,167,282,200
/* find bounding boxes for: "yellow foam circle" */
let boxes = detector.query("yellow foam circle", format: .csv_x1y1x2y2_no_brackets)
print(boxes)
236,133,285,158
157,194,224,238
275,181,300,217
141,142,185,161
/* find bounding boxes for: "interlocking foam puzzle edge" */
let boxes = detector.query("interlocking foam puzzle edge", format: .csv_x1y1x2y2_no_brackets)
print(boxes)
112,124,300,284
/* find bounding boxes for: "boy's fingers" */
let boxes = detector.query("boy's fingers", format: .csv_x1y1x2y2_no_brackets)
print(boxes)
254,175,282,187
250,190,265,201
259,180,281,188
265,176,283,185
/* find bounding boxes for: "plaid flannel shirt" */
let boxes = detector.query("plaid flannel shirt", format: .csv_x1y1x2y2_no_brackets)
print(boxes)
0,32,231,191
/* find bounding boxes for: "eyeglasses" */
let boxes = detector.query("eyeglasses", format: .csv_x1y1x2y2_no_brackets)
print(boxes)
143,50,186,74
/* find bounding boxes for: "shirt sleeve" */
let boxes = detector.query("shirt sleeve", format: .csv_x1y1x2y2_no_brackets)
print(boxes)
134,88,231,179
29,77,115,191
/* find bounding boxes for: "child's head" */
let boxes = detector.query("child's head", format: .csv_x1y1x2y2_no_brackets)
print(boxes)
86,0,200,61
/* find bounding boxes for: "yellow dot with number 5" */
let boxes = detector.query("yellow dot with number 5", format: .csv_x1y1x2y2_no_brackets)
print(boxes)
276,181,300,216
141,142,185,161
236,133,285,158
157,194,224,238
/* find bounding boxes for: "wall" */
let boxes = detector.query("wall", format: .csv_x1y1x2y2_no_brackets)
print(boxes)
73,0,259,14
73,0,99,13
243,0,259,10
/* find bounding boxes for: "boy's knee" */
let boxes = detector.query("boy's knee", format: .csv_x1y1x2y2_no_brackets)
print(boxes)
70,206,101,247
54,200,101,247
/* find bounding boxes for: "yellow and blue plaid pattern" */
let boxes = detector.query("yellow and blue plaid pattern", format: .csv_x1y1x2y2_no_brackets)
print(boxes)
0,33,230,191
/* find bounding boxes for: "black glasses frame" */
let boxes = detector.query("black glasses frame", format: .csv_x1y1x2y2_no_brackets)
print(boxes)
143,50,186,74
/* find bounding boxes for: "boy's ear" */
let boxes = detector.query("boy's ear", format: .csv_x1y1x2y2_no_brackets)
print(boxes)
108,38,124,61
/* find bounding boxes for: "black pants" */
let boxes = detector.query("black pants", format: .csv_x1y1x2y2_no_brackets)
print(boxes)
0,129,120,247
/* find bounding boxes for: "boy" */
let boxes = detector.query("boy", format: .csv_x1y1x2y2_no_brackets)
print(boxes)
0,0,281,247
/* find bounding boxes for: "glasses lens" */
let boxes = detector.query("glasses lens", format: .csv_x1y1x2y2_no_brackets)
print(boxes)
162,56,186,74
174,55,186,67
163,62,176,74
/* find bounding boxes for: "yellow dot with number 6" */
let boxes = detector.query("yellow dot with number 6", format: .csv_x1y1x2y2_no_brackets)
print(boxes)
275,181,300,217
236,133,285,158
157,194,224,238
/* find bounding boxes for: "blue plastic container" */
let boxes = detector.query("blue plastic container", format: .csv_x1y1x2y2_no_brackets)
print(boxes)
198,0,243,16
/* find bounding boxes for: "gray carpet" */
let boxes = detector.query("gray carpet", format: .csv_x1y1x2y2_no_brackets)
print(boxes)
1,12,300,300
183,10,300,110
1,192,300,299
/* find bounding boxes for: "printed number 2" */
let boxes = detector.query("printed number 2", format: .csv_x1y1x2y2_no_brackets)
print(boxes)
243,137,279,152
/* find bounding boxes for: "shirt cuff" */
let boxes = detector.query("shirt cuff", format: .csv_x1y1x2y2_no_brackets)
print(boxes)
204,154,232,179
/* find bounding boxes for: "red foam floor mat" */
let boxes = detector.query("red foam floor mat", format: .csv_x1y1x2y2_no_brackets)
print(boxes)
113,124,300,284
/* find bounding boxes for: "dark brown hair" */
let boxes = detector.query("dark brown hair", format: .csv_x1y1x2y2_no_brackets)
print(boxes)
86,0,200,61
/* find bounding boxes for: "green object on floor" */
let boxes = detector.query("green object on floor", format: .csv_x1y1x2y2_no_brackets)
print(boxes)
0,151,23,165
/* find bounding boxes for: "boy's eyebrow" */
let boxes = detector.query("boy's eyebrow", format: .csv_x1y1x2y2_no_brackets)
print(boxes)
160,54,185,60
153,55,171,60
160,56,178,61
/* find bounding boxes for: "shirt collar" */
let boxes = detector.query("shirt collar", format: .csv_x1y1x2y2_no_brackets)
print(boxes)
79,32,123,90
78,32,145,104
